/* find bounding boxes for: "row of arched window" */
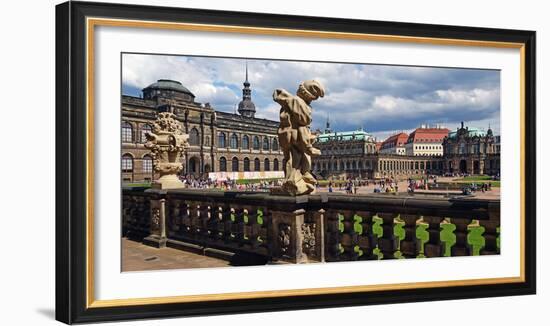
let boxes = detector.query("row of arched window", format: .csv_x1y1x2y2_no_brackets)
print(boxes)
219,157,280,172
218,133,278,151
122,122,152,144
123,122,280,152
314,160,373,171
121,154,153,173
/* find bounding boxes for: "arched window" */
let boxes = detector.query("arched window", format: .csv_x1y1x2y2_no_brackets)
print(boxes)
243,157,250,171
140,124,152,143
122,154,133,172
189,128,200,146
242,135,250,149
272,138,279,151
254,158,260,171
205,136,210,147
264,158,270,171
352,161,357,170
122,122,133,143
253,136,260,150
142,155,153,173
263,137,270,151
219,157,227,172
230,133,239,149
218,132,226,148
273,158,279,171
232,157,239,172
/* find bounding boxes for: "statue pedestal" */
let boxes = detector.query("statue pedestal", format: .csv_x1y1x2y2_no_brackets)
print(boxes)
151,174,186,190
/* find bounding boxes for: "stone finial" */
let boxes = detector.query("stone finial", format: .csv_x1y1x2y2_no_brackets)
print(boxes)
145,112,189,189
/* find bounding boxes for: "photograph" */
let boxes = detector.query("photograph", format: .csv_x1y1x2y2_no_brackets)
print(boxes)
121,53,501,271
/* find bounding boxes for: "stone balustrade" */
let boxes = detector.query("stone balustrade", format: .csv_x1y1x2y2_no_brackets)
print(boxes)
122,188,500,264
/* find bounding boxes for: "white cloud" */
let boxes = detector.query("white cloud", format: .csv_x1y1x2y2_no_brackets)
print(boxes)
122,53,500,135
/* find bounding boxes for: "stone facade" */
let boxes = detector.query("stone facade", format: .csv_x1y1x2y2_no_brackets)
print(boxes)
443,122,500,175
122,78,284,183
312,122,498,180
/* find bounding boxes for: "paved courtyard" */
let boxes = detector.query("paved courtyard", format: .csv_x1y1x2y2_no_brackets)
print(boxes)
316,176,500,199
122,238,231,272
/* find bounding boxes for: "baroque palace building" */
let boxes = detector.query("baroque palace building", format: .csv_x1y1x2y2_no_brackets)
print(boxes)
121,67,284,183
443,122,500,175
312,121,498,180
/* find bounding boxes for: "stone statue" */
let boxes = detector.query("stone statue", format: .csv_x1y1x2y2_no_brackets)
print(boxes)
273,80,324,196
145,112,189,189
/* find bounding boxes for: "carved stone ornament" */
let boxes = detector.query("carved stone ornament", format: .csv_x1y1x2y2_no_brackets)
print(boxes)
273,80,324,196
145,112,190,189
151,208,161,230
301,222,316,257
278,223,291,255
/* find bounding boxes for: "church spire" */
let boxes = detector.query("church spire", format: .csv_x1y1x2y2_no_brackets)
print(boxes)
324,113,332,134
238,61,256,118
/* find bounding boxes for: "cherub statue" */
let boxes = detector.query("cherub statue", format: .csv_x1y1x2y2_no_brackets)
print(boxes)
273,80,324,196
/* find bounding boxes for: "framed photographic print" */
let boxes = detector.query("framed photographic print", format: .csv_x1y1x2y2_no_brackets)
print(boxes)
56,1,536,324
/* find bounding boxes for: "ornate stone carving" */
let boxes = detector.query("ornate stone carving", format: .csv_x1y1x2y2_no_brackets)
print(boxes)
278,223,291,255
301,222,316,257
273,80,324,196
151,208,161,230
145,112,189,189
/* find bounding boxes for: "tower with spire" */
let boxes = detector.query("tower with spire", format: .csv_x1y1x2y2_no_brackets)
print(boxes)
324,114,333,134
237,61,256,118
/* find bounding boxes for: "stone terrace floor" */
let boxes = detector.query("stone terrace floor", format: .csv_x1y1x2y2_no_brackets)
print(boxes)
122,238,231,272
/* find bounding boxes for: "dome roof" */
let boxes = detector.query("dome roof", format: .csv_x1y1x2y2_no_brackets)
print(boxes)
238,99,256,110
448,127,487,139
142,79,195,96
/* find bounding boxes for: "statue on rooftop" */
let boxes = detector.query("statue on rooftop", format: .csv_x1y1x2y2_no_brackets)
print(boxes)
145,112,189,189
273,80,325,196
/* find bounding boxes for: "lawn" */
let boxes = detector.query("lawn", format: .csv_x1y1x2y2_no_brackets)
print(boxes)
459,175,494,181
451,175,500,187
235,178,282,185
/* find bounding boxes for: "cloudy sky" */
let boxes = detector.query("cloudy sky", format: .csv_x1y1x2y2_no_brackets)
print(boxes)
122,53,500,140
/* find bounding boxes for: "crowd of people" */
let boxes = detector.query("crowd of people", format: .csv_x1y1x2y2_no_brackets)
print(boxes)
178,174,281,192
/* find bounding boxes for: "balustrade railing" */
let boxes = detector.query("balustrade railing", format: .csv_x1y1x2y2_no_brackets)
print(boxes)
122,188,500,264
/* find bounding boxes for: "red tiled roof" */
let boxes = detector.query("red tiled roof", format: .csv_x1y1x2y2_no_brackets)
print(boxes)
381,132,408,149
375,141,383,151
406,128,449,144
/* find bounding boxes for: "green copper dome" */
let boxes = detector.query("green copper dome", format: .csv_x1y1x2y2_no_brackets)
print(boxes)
142,79,195,97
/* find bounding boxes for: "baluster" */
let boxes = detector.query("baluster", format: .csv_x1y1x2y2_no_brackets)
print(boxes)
356,211,375,260
179,201,191,237
167,199,180,235
467,220,485,256
415,217,429,258
258,208,270,256
207,204,222,243
232,206,246,245
423,216,443,258
399,214,418,258
393,215,405,259
450,218,471,256
325,210,341,262
479,219,499,255
372,215,384,260
339,210,357,261
189,202,201,241
198,203,210,242
440,218,456,257
376,213,396,259
221,205,233,243
246,207,261,250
